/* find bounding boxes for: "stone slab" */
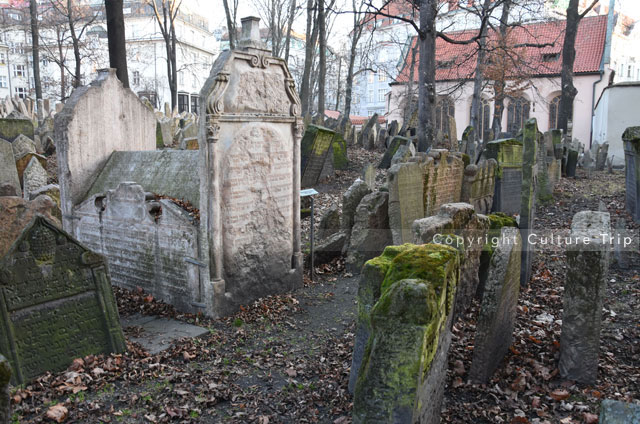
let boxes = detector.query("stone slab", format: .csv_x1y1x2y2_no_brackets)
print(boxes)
121,314,209,355
599,399,640,424
0,118,34,143
623,127,640,222
486,138,523,215
0,139,20,197
301,125,335,188
22,156,49,199
388,162,424,244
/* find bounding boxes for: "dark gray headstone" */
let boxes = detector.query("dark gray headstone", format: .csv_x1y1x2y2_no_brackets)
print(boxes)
0,217,126,384
486,138,523,215
599,399,640,423
379,136,411,169
623,127,640,222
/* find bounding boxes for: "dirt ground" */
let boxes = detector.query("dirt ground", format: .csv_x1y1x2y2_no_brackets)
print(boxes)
11,148,639,423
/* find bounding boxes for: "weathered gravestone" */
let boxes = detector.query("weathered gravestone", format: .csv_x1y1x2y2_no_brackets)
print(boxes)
301,125,335,187
22,156,48,200
358,113,378,148
469,227,521,383
596,142,609,171
388,120,399,137
565,144,579,178
623,127,640,222
0,117,34,143
559,210,610,384
388,161,424,244
55,68,157,234
0,139,20,197
599,399,640,424
486,138,523,215
379,136,411,169
341,179,372,246
460,159,497,214
362,162,375,190
0,216,126,384
197,16,303,314
11,134,36,161
520,119,538,286
0,355,9,423
352,244,460,423
423,150,465,217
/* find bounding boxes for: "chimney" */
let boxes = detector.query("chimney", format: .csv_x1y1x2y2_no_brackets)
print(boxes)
238,16,268,52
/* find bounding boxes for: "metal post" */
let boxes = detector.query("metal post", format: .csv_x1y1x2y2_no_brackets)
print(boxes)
310,196,315,282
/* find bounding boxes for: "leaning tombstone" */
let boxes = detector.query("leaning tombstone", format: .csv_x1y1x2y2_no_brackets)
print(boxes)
0,355,8,424
520,119,538,286
0,216,126,384
379,136,410,169
301,125,334,187
469,227,522,383
559,211,610,384
623,127,640,222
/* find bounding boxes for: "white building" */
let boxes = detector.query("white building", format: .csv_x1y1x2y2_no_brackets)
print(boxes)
0,0,219,113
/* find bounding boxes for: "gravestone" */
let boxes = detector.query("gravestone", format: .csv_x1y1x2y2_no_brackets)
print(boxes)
623,127,640,222
596,142,609,171
0,139,20,197
460,159,497,214
22,156,48,199
352,244,460,423
198,16,303,314
520,119,538,286
461,126,474,154
362,163,376,190
0,355,8,423
0,117,34,143
331,132,348,170
0,216,126,384
470,227,521,383
388,120,399,137
358,113,378,148
565,146,579,178
388,161,424,244
11,134,36,161
423,151,465,216
341,179,372,241
599,399,640,423
301,125,335,187
379,136,410,169
448,116,458,150
486,138,523,215
346,191,392,273
15,152,46,184
317,205,340,240
559,211,610,384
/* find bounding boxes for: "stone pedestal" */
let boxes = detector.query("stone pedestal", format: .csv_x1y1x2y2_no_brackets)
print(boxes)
559,211,610,384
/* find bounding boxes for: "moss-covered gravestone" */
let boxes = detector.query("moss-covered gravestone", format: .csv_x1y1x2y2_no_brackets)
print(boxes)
352,244,460,423
301,125,337,188
0,118,34,143
485,138,523,215
623,127,640,223
379,136,411,169
0,217,125,384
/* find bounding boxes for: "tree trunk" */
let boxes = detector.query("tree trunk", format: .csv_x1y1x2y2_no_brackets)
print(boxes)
558,0,580,132
469,0,492,152
491,0,511,137
417,0,437,152
105,0,129,88
29,0,42,110
340,1,361,132
67,0,81,88
299,0,315,116
316,0,326,120
334,55,342,110
223,0,236,49
57,27,66,100
284,0,296,63
400,44,418,135
169,16,178,110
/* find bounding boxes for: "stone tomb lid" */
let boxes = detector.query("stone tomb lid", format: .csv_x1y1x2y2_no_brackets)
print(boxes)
86,149,200,209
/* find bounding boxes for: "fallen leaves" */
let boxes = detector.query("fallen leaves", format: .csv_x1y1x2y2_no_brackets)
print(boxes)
550,389,571,401
45,404,68,422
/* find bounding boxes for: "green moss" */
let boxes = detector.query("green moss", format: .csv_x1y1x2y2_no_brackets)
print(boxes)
488,212,517,230
300,208,311,219
461,153,471,168
156,122,163,148
331,133,348,170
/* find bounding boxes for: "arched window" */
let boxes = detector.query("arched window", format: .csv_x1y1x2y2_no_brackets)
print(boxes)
507,96,530,134
548,95,573,130
470,98,492,140
435,97,455,137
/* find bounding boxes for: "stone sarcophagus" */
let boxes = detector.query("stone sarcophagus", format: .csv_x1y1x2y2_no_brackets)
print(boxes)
198,17,303,315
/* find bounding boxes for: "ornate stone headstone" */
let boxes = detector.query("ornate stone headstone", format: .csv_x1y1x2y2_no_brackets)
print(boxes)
0,217,125,384
559,211,610,384
486,138,523,215
470,227,521,383
198,16,303,314
623,127,640,222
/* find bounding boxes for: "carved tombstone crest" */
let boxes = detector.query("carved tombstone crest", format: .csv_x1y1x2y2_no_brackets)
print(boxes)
198,16,303,314
0,216,125,384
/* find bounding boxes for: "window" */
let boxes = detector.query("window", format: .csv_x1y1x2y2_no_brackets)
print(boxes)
41,58,48,67
368,72,375,83
368,89,374,102
548,95,572,130
15,87,27,99
0,53,5,64
378,88,386,102
8,12,22,21
471,98,492,140
178,93,189,112
132,71,140,85
378,73,387,82
435,96,455,138
0,76,6,88
190,95,199,115
507,96,530,134
13,64,25,77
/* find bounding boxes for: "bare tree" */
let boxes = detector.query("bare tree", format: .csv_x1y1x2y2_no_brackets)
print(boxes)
222,0,238,49
558,0,599,131
283,0,297,62
105,0,129,88
299,0,318,116
146,0,182,109
29,0,42,112
316,0,326,119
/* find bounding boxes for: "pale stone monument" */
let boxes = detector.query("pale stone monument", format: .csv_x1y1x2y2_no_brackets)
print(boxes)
197,16,303,314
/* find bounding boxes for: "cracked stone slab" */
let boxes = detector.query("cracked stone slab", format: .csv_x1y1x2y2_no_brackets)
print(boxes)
121,314,209,354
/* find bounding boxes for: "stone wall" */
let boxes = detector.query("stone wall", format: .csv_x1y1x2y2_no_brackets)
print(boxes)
54,69,157,233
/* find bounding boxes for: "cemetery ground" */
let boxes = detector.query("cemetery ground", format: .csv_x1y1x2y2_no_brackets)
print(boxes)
9,148,639,424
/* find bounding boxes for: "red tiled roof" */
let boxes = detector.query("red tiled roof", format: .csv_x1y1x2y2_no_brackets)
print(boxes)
324,110,386,125
396,15,608,83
